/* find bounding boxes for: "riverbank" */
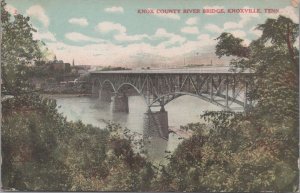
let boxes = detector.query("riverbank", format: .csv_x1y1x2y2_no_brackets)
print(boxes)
42,93,92,99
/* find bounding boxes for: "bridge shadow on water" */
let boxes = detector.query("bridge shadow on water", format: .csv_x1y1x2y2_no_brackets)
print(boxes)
111,111,129,126
142,134,169,164
93,94,204,163
95,96,171,163
94,98,110,109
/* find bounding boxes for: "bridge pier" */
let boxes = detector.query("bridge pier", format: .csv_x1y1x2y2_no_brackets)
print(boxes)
112,93,129,113
143,107,169,139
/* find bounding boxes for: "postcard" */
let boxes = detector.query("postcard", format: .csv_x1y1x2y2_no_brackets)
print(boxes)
1,0,299,191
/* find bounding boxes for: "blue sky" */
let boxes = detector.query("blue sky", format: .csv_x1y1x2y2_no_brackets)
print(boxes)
5,0,299,67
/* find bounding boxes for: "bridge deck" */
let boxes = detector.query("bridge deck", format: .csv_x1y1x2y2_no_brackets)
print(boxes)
90,67,253,75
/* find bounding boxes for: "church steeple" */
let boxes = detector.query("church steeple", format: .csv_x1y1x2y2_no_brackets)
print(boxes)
72,59,75,66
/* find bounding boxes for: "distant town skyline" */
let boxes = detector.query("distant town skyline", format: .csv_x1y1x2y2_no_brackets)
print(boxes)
5,0,299,67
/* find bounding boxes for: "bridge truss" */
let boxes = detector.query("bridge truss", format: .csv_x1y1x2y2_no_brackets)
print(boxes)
90,71,254,111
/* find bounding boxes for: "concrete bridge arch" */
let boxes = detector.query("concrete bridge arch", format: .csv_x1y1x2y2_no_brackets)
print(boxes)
90,69,254,139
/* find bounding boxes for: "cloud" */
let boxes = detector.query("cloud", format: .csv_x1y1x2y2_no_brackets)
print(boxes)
223,6,259,30
33,30,56,42
229,30,247,39
154,11,180,20
197,34,210,40
26,5,49,27
46,24,233,67
114,33,149,42
25,5,55,42
205,24,222,33
154,28,186,45
4,4,16,15
96,21,126,34
203,6,225,15
238,6,259,24
197,34,216,46
203,6,261,41
96,25,185,44
185,17,198,25
205,23,248,40
266,6,299,23
242,39,251,46
141,8,180,20
46,36,222,67
65,32,105,43
96,21,149,42
223,21,243,30
181,26,199,34
68,18,88,26
250,27,262,37
280,6,299,23
104,6,124,13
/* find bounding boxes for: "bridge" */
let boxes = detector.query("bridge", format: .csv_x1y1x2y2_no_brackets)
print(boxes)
90,67,254,139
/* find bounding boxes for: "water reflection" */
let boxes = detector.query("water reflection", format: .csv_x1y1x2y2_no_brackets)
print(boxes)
53,95,222,161
143,135,168,164
111,112,129,126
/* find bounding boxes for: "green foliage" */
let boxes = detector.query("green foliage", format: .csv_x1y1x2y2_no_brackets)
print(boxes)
100,66,131,71
1,0,298,191
2,94,153,191
2,94,71,191
257,16,299,66
157,15,299,192
1,0,45,94
216,32,250,58
1,1,151,190
156,117,298,192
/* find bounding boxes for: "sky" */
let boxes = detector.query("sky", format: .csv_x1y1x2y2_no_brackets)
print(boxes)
4,0,300,67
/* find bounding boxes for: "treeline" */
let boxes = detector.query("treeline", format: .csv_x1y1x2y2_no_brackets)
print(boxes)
154,16,299,191
1,0,299,191
100,66,131,71
2,93,154,191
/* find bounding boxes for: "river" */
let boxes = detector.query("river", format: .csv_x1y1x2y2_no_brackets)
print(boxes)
52,95,223,163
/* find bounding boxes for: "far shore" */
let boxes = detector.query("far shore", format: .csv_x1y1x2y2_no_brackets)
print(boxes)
41,93,92,99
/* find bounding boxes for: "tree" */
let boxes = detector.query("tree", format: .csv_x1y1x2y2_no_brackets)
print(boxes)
216,32,250,58
1,1,151,191
1,0,44,95
157,15,299,192
214,15,299,191
257,16,299,66
215,15,299,124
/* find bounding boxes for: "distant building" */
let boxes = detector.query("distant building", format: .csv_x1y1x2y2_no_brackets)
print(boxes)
47,56,71,72
53,61,66,71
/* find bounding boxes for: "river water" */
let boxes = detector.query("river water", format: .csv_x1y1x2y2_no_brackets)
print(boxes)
53,95,223,163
